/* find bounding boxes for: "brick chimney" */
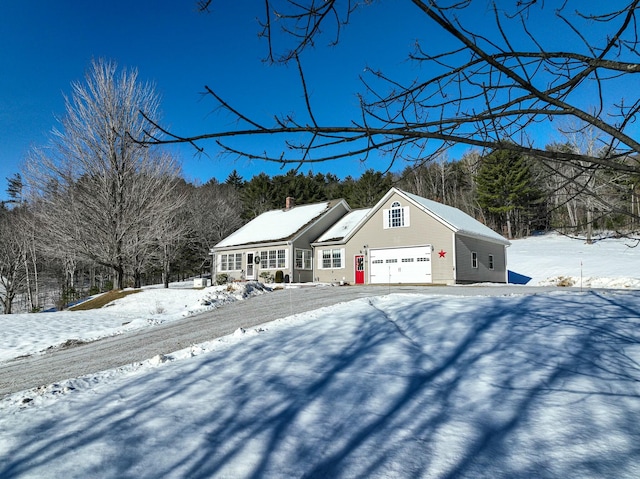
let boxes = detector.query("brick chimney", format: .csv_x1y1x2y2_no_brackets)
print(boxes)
285,196,295,210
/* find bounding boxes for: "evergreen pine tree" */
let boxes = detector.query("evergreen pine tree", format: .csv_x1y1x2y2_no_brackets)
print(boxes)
476,149,542,238
241,173,276,219
6,173,23,204
349,169,393,208
225,169,244,189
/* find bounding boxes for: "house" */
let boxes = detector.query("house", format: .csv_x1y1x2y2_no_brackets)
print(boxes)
312,187,510,285
212,188,510,285
211,197,350,283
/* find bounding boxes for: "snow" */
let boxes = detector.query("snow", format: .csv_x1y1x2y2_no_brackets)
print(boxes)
403,189,511,244
215,201,334,247
1,233,640,478
509,232,640,288
314,208,371,243
0,281,271,363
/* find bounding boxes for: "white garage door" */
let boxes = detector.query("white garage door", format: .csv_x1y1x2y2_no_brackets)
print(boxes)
369,246,432,284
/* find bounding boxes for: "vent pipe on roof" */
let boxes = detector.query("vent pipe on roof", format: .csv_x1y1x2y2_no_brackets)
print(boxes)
285,196,295,210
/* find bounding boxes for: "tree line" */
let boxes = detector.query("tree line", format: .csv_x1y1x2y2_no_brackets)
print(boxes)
1,143,636,314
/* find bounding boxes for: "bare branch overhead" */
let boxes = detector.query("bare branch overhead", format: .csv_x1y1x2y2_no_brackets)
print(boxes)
143,1,640,177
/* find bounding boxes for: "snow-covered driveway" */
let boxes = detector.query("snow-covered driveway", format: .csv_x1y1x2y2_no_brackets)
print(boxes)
0,284,559,397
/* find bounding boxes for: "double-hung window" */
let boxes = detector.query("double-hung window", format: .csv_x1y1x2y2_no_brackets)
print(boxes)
295,249,313,270
259,249,287,269
332,249,342,268
319,248,344,269
220,253,242,271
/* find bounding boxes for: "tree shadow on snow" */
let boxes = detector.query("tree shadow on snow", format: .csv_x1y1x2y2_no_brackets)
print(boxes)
2,291,640,478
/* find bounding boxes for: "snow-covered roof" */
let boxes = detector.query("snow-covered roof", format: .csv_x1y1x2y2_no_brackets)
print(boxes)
401,189,510,245
215,200,342,248
314,208,371,243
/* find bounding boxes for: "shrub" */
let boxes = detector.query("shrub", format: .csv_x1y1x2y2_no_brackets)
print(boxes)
216,273,229,285
556,276,575,287
275,270,284,283
259,271,274,283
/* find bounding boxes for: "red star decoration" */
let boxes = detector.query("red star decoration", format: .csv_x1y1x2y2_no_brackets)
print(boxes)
438,250,446,258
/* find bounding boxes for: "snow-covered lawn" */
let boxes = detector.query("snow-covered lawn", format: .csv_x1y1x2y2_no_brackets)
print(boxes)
1,233,639,478
508,232,640,288
0,281,271,362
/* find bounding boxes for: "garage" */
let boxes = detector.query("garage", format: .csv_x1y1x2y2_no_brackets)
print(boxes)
369,245,432,284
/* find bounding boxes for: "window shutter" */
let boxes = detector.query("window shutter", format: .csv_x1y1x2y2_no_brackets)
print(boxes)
383,209,390,229
318,249,324,269
403,206,410,227
340,248,346,268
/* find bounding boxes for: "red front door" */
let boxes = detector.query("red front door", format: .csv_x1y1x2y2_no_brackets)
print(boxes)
355,255,365,284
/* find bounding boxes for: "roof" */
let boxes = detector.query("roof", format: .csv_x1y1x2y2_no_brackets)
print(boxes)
401,189,510,245
314,208,371,243
215,199,345,248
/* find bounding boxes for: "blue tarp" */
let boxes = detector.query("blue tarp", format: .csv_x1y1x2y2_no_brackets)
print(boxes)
508,270,532,285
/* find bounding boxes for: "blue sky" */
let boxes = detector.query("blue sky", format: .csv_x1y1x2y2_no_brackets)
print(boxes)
1,1,437,202
1,1,632,202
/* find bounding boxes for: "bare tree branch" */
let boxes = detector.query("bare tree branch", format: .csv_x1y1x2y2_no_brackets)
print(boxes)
146,1,640,192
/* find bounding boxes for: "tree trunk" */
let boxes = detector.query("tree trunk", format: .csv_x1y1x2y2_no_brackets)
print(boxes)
114,265,125,290
506,212,513,239
23,251,33,312
133,269,142,289
163,244,170,289
31,246,39,312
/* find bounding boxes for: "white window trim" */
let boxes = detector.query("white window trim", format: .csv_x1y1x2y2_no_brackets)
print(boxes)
259,249,288,270
383,203,410,229
317,248,345,269
219,253,242,272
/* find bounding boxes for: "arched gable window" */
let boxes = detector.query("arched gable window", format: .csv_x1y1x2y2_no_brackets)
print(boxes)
390,201,404,227
383,201,410,229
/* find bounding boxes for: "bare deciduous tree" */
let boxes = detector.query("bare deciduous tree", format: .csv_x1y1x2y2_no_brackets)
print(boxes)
189,181,244,253
151,1,640,228
0,206,29,314
25,59,185,290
